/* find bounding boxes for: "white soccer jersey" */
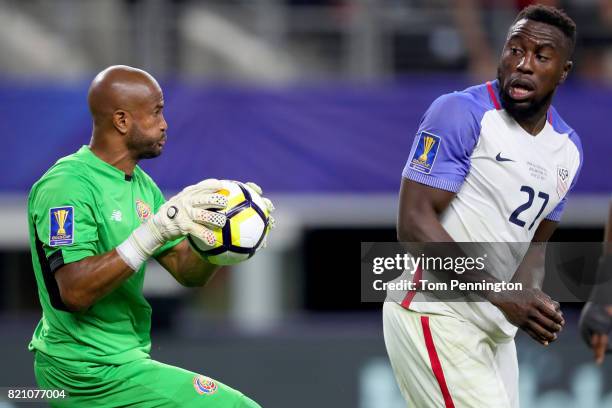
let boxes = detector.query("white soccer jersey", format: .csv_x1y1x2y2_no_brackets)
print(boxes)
391,80,583,340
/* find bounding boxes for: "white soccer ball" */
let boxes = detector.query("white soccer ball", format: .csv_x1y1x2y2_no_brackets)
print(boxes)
187,180,271,265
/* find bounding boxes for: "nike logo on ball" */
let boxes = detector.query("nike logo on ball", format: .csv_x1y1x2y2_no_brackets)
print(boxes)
495,152,514,162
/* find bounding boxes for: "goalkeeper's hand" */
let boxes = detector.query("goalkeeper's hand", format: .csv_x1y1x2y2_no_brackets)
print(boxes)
245,181,275,249
151,178,228,245
117,179,228,270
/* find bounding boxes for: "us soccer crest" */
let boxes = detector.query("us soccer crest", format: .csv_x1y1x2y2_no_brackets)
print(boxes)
556,166,569,198
409,131,441,174
49,206,74,246
135,199,152,222
193,375,218,396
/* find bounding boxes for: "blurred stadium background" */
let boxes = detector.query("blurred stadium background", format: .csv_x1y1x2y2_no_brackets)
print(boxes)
0,0,611,407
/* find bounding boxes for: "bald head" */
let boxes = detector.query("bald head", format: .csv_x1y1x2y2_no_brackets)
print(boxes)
88,65,161,123
88,65,168,162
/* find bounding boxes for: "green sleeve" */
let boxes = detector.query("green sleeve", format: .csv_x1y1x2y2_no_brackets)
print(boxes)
150,183,185,257
30,172,99,265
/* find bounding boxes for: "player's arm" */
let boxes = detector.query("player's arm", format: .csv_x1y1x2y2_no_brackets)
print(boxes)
55,251,137,312
397,178,455,242
502,220,566,344
580,199,612,364
489,218,564,344
397,93,474,244
57,242,221,311
398,178,563,344
54,179,227,312
155,240,220,287
398,178,515,293
510,220,558,289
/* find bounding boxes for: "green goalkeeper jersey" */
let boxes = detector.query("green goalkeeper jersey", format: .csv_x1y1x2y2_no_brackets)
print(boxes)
27,146,182,365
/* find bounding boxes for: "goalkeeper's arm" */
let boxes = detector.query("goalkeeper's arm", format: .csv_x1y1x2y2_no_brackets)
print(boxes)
55,179,227,312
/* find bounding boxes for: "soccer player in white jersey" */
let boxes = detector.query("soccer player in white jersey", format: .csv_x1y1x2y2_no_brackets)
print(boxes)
383,5,581,407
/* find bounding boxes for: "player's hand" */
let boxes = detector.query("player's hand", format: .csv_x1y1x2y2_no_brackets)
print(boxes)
117,179,228,271
579,302,612,364
245,181,275,250
150,179,228,245
491,288,564,346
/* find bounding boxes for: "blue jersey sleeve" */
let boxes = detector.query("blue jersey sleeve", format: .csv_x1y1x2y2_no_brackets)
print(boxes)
545,129,583,221
402,92,483,192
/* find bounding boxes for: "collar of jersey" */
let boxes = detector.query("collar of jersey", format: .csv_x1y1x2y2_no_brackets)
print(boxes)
489,79,501,108
488,79,552,138
77,145,135,180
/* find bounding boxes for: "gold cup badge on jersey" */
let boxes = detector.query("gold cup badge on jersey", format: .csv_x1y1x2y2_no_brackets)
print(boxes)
54,209,69,236
418,136,436,163
410,132,441,175
49,206,74,246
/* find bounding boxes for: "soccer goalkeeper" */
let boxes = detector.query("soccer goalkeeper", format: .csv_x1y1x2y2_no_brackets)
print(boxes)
27,65,272,407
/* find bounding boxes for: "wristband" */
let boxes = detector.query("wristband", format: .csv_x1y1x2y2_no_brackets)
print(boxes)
116,222,164,271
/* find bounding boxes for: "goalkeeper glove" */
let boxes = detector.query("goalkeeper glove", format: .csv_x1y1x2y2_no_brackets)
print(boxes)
245,181,276,249
117,178,228,270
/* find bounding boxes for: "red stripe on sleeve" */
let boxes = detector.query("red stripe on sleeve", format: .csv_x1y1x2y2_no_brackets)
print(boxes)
400,266,422,309
486,81,501,110
421,316,456,408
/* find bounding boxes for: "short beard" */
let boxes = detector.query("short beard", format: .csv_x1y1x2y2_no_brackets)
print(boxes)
127,123,162,160
497,70,553,123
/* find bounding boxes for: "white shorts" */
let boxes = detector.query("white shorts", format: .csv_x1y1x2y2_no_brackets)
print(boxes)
382,302,519,408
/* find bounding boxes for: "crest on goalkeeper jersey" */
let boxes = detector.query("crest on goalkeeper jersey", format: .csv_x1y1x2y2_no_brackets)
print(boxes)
193,375,218,395
135,199,152,221
409,131,441,174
